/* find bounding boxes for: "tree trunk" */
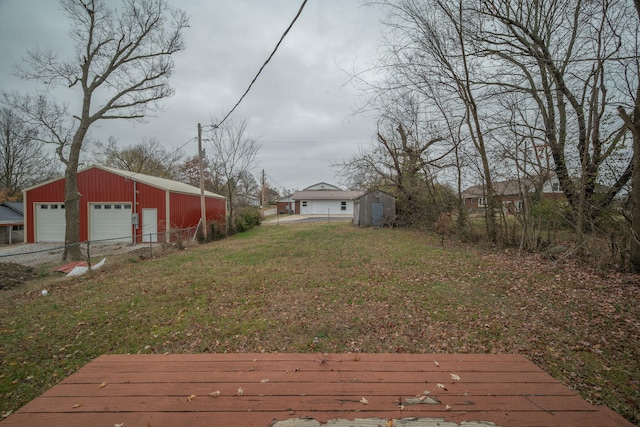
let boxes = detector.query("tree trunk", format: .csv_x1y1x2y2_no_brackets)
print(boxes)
631,134,640,272
619,105,640,271
63,125,88,261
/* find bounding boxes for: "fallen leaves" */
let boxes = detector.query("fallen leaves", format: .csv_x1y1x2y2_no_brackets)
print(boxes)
450,373,461,381
186,394,196,402
208,390,221,397
2,223,640,425
236,387,244,397
359,397,369,405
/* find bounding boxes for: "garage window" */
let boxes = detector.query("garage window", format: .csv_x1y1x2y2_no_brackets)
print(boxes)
104,204,111,209
124,204,131,209
341,201,347,211
114,204,122,209
94,205,101,209
302,201,307,207
40,205,48,209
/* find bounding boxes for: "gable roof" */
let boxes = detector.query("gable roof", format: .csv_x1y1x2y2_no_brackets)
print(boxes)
462,179,535,198
2,202,23,214
24,165,226,199
0,202,24,225
98,166,226,199
303,182,342,191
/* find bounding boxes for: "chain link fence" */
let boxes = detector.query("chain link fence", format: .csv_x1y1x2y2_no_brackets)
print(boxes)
0,226,201,268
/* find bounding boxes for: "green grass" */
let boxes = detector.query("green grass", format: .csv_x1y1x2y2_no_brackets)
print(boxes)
0,222,639,424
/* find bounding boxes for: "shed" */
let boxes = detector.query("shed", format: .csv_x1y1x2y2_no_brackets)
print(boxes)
353,190,396,227
22,165,226,244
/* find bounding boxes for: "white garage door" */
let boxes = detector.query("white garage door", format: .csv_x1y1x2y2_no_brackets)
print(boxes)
90,203,132,242
36,203,66,242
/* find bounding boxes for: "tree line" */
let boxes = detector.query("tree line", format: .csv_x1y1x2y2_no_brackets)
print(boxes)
337,0,640,271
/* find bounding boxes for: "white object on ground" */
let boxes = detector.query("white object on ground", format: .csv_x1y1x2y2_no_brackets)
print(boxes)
66,257,107,277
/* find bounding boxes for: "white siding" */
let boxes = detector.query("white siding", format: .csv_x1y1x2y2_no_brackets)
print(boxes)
301,200,354,215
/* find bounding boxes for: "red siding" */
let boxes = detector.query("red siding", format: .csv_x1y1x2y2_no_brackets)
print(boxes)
24,178,66,243
169,193,226,229
24,167,226,244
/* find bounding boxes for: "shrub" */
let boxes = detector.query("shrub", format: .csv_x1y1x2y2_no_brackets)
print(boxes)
234,207,261,233
209,221,227,241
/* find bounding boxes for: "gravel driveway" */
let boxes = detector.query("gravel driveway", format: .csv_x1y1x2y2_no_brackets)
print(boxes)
0,242,142,267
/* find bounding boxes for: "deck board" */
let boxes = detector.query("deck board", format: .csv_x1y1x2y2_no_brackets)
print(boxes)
2,353,633,427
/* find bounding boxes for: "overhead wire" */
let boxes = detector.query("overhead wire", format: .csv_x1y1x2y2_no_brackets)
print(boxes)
211,0,309,130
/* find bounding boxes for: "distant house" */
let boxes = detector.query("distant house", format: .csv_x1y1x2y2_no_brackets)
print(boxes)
237,194,260,207
276,194,295,214
22,165,226,244
291,182,363,215
353,190,396,227
0,202,24,244
462,175,565,214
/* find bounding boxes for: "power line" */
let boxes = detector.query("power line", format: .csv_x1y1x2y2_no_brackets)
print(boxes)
212,0,309,129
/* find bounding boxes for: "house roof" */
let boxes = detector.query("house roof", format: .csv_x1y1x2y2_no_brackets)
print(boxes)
0,203,24,225
2,202,23,214
292,190,364,201
462,179,537,199
24,165,226,199
303,182,342,191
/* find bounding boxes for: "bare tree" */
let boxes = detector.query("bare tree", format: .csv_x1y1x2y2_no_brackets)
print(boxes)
6,0,188,260
616,0,640,271
338,92,452,227
0,107,58,197
94,136,182,178
477,0,632,249
208,119,260,232
177,154,222,194
367,0,500,240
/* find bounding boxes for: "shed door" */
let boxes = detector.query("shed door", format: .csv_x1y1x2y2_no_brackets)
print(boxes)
36,203,66,242
372,202,383,227
142,208,158,243
90,203,132,242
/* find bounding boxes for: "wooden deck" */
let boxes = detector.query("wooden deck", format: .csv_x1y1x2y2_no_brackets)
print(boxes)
2,353,632,427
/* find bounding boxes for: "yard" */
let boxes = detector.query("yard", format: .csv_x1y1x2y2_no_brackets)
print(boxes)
0,222,638,424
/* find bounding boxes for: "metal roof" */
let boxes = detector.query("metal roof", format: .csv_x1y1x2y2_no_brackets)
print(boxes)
23,165,226,200
0,203,24,224
98,166,226,199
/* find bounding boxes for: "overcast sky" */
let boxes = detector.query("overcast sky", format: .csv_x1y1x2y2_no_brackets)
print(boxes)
0,0,386,192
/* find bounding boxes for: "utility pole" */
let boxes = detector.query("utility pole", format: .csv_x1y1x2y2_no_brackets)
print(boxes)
261,169,266,220
198,123,207,240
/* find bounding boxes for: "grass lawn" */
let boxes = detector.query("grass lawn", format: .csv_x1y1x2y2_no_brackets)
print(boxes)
1,222,639,424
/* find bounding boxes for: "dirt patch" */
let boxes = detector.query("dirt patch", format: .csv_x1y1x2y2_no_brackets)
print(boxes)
0,263,37,290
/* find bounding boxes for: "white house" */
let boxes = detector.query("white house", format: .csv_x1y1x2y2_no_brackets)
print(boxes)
291,182,363,215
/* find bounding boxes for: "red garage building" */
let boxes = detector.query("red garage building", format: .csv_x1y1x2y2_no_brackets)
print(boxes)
23,165,226,244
